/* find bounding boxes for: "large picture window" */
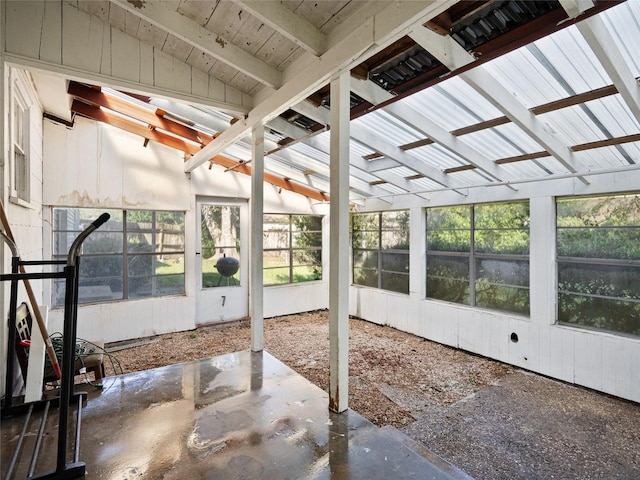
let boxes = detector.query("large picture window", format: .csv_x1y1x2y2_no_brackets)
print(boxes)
53,208,185,305
263,214,322,285
557,194,640,336
426,202,529,315
352,211,410,294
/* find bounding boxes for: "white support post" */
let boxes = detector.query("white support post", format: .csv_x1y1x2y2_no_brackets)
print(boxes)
250,122,265,352
329,72,350,413
0,0,7,399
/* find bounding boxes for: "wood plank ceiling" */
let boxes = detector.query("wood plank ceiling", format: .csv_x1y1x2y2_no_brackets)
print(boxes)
62,0,639,202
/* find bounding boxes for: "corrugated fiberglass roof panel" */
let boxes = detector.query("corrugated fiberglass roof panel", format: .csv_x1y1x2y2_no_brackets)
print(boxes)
398,75,503,131
484,24,611,108
406,143,467,171
538,95,640,147
489,123,546,154
601,1,640,77
352,110,423,146
574,145,639,170
457,128,534,161
286,141,330,164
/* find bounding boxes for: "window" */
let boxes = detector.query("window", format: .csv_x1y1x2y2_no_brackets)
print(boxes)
53,208,185,305
200,204,241,287
426,202,529,315
263,214,322,285
557,194,640,336
352,211,410,294
11,77,30,203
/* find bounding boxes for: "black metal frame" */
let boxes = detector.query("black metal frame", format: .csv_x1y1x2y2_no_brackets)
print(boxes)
1,213,109,480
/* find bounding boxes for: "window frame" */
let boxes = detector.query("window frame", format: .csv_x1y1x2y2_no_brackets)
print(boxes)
52,208,186,306
263,213,323,286
351,210,410,294
426,202,530,315
10,73,31,204
556,193,640,337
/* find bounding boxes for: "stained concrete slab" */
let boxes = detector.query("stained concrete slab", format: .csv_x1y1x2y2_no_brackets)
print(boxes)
2,351,464,479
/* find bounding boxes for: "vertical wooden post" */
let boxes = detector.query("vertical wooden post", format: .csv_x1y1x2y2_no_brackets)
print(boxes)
329,72,350,413
251,122,265,352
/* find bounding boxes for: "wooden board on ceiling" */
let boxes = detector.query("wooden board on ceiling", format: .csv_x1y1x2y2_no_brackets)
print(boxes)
137,19,169,51
176,0,217,27
287,0,352,31
163,33,195,63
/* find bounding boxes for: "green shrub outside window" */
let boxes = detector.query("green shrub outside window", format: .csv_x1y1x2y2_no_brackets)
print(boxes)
352,211,410,294
53,208,185,305
426,202,530,315
557,194,640,336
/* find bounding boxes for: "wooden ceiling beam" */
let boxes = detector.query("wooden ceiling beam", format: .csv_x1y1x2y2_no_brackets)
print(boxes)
397,83,621,152
71,99,329,202
68,81,216,146
208,156,329,202
71,100,203,154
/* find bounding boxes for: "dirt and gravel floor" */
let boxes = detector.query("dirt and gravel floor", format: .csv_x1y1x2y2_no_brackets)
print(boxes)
104,310,640,480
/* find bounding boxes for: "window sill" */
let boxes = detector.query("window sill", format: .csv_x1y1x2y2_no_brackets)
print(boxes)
9,195,36,210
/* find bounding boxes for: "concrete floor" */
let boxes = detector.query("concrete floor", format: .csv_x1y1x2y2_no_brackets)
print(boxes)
1,351,467,479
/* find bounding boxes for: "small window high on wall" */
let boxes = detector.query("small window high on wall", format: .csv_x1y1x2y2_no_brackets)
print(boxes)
263,214,323,285
351,210,410,294
557,194,640,336
53,208,185,305
426,202,530,315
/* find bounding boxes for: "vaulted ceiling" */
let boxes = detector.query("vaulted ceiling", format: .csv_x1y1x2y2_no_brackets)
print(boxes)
44,0,640,203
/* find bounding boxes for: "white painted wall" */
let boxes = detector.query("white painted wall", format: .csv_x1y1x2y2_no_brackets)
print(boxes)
1,68,45,396
351,170,640,404
43,117,329,344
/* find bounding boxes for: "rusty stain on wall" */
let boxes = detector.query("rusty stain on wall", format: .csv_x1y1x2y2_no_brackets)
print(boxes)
56,191,146,209
127,0,145,9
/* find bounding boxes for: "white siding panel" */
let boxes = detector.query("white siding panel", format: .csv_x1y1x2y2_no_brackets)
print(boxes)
574,330,604,392
138,41,154,87
154,49,191,94
110,26,142,83
264,283,328,318
62,2,108,74
225,83,244,109
4,1,44,58
97,25,112,77
600,335,639,401
40,1,63,65
191,68,210,99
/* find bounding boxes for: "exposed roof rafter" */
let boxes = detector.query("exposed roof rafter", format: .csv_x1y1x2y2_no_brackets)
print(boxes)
575,15,640,125
408,24,589,184
112,0,283,89
235,0,327,56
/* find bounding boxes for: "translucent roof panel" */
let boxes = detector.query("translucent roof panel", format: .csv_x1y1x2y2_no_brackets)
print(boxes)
352,109,424,146
574,144,640,170
397,75,504,131
487,123,546,154
484,25,611,108
449,168,498,187
458,128,538,161
349,137,378,158
538,95,640,147
411,176,446,191
286,141,330,165
498,158,557,180
406,143,468,171
600,1,640,77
